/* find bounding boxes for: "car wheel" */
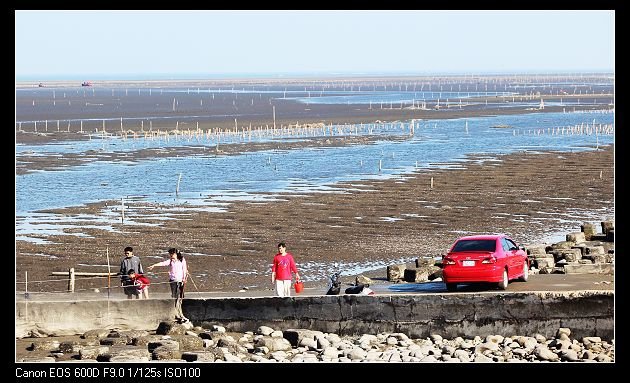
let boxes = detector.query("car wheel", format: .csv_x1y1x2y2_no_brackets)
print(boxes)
497,269,509,290
519,262,529,282
446,283,457,292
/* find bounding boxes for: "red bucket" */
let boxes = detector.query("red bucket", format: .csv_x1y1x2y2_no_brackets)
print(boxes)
294,281,304,293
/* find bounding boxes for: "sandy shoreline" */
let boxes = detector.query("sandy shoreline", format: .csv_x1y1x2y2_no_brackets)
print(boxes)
16,144,614,295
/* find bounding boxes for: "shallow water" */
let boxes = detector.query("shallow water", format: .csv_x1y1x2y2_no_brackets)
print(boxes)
15,110,614,242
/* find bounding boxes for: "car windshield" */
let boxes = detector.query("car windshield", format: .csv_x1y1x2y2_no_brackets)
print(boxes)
452,239,497,252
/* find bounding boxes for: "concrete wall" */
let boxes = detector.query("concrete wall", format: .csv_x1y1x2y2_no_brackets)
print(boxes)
16,291,614,340
16,299,177,339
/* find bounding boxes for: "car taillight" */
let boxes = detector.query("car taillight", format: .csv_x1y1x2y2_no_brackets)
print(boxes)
481,256,497,264
444,257,456,265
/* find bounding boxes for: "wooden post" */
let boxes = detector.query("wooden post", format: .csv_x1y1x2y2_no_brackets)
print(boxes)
379,159,382,172
273,106,276,130
25,271,29,299
121,198,125,224
176,173,182,196
69,268,75,293
106,246,111,299
431,177,434,189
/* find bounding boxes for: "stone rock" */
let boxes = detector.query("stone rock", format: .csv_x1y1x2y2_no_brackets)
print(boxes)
560,349,580,361
476,342,500,354
356,275,373,285
556,328,571,338
586,246,605,255
601,221,614,235
81,329,111,340
100,348,151,361
486,334,504,344
282,329,321,347
58,340,97,353
99,337,128,346
147,339,179,352
581,223,597,241
156,321,187,335
108,356,151,362
181,351,216,362
582,336,601,346
566,232,586,243
554,249,582,262
299,338,318,350
30,339,60,351
133,335,165,347
473,354,493,362
415,257,435,267
152,347,182,360
170,335,205,351
534,345,559,361
255,336,292,352
526,245,547,257
551,241,575,250
79,346,109,359
387,264,407,281
348,348,367,360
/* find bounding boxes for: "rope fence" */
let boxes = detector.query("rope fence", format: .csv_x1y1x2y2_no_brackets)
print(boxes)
15,268,192,298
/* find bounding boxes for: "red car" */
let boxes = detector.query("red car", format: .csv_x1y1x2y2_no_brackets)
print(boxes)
442,234,529,291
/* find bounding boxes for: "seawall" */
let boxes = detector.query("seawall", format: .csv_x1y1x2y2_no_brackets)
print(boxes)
16,291,614,340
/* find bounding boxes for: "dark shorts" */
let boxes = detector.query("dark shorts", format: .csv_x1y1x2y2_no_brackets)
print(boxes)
169,281,184,299
122,279,139,296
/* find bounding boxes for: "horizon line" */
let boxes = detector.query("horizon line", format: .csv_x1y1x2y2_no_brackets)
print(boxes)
16,70,615,82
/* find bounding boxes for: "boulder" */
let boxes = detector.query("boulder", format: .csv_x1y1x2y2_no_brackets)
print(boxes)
404,268,429,283
581,223,597,241
601,221,614,235
356,275,373,285
566,232,585,243
551,241,575,250
526,245,547,257
553,249,582,263
387,264,407,281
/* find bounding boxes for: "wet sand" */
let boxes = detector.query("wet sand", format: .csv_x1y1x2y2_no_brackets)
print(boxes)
15,75,615,296
15,144,614,295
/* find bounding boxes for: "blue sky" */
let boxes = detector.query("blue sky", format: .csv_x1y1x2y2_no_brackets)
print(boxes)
15,10,614,80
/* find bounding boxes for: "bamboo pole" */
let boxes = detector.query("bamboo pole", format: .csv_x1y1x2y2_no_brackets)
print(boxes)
176,173,182,196
69,268,75,293
106,246,111,299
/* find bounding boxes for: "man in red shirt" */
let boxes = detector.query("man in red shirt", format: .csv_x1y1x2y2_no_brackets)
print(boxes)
128,269,150,299
271,242,300,297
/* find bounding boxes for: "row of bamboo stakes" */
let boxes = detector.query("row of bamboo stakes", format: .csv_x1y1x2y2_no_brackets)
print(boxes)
17,117,614,142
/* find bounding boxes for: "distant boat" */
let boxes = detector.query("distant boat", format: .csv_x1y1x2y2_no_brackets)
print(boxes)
81,81,93,87
490,124,512,129
38,83,44,87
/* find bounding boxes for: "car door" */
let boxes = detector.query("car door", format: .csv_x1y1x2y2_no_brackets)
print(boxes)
500,237,516,277
506,237,525,276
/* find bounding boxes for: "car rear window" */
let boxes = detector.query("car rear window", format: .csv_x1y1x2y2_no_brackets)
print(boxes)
451,239,497,252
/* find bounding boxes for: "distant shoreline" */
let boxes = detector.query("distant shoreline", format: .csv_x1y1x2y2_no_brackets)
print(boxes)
15,72,614,89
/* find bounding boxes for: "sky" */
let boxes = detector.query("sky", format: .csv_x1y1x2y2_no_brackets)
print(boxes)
15,10,615,80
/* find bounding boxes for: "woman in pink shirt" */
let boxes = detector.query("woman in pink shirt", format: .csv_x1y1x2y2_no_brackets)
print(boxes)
149,248,189,322
271,242,300,297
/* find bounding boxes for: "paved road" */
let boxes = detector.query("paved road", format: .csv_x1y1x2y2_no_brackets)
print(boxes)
16,273,614,301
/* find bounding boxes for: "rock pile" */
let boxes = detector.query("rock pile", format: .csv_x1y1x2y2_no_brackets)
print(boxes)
19,324,613,363
527,221,614,275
